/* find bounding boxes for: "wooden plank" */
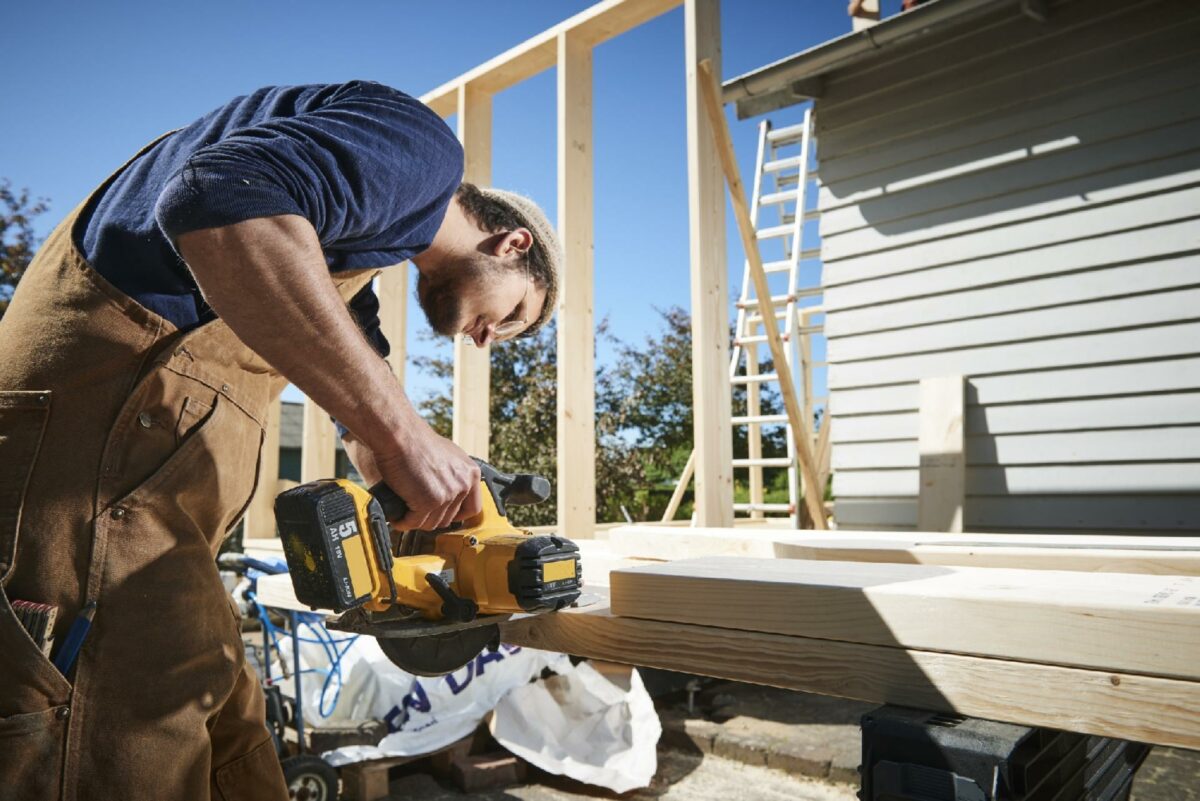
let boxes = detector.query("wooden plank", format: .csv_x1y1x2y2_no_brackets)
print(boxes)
832,358,1200,416
300,397,336,484
835,462,1200,497
830,288,1200,363
451,84,492,460
609,556,1200,679
244,396,281,538
419,0,682,117
917,376,964,533
822,168,1200,280
685,2,733,527
697,59,826,528
556,30,596,538
834,426,1200,469
605,525,1200,575
500,598,1200,750
828,321,1200,390
376,269,407,385
827,254,1200,339
661,449,696,523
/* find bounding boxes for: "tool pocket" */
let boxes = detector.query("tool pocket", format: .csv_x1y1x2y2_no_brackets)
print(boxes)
0,706,68,801
0,391,50,585
213,737,286,801
0,392,69,799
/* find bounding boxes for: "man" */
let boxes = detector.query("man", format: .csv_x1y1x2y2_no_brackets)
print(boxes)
0,80,560,801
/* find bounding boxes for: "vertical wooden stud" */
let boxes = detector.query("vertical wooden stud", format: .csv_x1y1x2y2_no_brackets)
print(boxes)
746,338,764,518
917,375,966,532
453,83,493,460
557,31,596,537
377,268,408,385
301,397,336,484
686,0,734,528
244,396,281,538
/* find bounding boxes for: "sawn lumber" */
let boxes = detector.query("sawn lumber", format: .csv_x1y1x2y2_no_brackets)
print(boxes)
499,596,1200,751
606,526,1200,575
608,557,1200,680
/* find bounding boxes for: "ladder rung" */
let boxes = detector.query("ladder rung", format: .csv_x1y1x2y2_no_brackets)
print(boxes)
735,502,794,513
756,224,793,240
781,210,821,224
729,455,796,470
736,293,789,309
774,167,819,185
767,123,806,144
763,260,791,273
731,373,780,385
747,310,788,324
732,414,788,425
764,155,803,173
799,324,824,335
736,334,789,345
760,189,799,206
806,360,828,369
736,287,822,309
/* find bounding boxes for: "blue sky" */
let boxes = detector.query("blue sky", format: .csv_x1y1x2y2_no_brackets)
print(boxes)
1,1,874,405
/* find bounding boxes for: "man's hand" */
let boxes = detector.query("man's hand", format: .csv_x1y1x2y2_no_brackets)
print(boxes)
342,427,483,530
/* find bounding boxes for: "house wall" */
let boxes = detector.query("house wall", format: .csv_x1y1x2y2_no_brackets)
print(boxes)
817,0,1200,532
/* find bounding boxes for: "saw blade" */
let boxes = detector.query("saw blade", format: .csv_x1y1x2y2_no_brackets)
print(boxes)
376,625,501,677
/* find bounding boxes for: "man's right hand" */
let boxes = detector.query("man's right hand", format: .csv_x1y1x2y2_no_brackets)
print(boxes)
370,423,483,531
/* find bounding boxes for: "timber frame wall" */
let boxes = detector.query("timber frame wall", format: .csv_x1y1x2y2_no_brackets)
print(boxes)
245,0,746,539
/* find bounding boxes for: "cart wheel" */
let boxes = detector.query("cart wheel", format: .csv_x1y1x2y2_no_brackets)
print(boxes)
281,754,338,801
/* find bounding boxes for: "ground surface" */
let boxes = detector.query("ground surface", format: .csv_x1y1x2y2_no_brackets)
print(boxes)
367,680,1199,801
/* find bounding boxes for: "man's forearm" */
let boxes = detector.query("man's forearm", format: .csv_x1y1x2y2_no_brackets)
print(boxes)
176,214,418,451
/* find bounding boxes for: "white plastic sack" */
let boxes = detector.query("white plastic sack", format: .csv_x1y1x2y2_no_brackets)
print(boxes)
491,660,661,793
267,632,568,766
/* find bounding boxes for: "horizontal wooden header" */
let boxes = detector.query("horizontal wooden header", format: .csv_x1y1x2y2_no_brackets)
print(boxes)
420,0,683,117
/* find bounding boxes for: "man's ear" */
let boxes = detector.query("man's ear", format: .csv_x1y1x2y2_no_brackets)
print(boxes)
493,228,533,258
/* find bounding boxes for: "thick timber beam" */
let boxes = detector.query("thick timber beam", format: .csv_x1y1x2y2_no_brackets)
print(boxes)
686,0,733,527
452,84,493,460
556,31,597,537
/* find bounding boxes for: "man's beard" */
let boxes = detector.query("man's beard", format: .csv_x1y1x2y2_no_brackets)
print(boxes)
416,259,489,337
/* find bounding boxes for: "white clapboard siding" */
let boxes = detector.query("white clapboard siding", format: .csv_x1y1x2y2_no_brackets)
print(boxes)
829,322,1200,390
833,393,1200,444
835,464,1200,497
834,428,1200,470
818,0,1199,158
823,174,1200,286
820,93,1195,226
828,288,1200,362
824,218,1200,313
835,495,1200,532
818,51,1200,186
818,0,1200,533
833,358,1200,415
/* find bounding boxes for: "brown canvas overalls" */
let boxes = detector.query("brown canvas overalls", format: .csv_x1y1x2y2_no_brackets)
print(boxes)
0,138,377,800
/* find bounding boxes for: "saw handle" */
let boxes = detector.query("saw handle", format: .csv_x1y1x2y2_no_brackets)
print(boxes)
368,458,550,524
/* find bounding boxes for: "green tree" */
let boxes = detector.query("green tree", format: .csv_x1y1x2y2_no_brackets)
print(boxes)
0,180,49,318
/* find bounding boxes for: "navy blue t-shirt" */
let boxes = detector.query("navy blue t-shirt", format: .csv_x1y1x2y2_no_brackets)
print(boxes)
78,80,464,357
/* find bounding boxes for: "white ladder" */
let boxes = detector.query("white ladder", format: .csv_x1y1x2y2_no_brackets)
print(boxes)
728,110,826,526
